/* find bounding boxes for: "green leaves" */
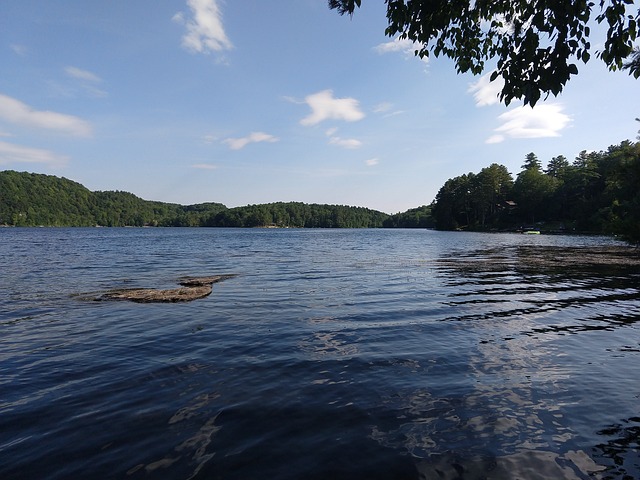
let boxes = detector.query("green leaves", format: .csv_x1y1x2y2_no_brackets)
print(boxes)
329,0,640,106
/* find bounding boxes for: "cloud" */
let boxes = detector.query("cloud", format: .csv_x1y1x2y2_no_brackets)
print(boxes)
300,90,365,126
468,71,504,107
365,158,379,167
174,0,233,54
64,66,107,97
223,131,278,150
65,66,101,83
374,36,428,64
0,94,92,136
324,126,361,149
0,140,68,166
487,104,571,143
328,136,362,149
373,102,393,113
372,101,404,118
191,163,218,170
202,133,218,144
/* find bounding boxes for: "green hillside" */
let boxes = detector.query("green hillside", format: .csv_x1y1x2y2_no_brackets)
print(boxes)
0,171,225,227
0,171,389,228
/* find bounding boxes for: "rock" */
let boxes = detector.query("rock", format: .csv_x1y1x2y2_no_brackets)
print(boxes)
97,274,237,303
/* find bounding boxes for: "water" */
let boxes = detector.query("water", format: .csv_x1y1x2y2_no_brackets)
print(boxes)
1,228,639,479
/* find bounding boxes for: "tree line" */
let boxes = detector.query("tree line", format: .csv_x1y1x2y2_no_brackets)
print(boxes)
3,137,639,241
0,171,389,228
431,140,640,242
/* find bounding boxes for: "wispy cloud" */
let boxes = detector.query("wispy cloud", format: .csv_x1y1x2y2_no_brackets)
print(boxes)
373,102,393,113
191,163,218,170
468,71,504,107
328,136,362,149
300,90,365,126
0,94,92,137
374,36,428,64
372,101,404,118
202,133,218,144
324,127,362,149
486,104,571,144
0,140,68,166
65,66,101,83
223,131,278,150
365,158,379,167
64,66,107,97
173,0,232,54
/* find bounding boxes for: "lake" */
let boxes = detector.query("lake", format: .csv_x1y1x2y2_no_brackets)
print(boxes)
1,228,639,479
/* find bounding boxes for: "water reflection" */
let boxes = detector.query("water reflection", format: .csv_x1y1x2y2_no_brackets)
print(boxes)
593,417,640,479
362,242,640,478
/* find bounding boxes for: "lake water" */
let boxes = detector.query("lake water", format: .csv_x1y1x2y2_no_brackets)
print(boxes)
1,228,639,479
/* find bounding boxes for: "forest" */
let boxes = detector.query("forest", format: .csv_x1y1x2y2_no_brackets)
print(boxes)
431,140,640,242
0,171,388,228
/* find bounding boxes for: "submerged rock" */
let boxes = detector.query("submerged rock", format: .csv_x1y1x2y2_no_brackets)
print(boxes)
97,274,237,303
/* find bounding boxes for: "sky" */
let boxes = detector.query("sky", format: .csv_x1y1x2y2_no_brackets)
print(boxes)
0,0,638,214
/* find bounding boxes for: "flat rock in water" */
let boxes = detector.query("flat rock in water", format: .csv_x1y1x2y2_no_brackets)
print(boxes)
95,274,237,303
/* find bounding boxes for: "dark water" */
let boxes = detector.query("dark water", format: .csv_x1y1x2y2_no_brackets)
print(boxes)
1,228,639,479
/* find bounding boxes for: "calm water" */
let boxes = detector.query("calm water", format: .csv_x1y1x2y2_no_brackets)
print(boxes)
1,228,639,479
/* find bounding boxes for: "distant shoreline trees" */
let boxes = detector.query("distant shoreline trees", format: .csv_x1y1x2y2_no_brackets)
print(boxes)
0,171,388,229
431,140,640,242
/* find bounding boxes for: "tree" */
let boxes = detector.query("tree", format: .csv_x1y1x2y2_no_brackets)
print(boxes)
545,155,570,178
472,164,513,226
522,152,542,171
329,0,639,106
513,155,557,224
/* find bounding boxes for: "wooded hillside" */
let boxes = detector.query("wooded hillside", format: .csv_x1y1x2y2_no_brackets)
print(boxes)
0,171,389,228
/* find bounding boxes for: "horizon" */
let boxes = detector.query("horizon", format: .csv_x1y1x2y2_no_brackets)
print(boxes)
1,1,638,215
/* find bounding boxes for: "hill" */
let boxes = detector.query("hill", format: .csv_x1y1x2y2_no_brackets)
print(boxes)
0,171,390,228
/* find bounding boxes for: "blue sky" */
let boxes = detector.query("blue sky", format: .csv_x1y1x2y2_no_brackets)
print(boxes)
1,0,638,214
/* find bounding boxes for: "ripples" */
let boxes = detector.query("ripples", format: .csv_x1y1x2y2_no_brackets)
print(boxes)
1,229,639,479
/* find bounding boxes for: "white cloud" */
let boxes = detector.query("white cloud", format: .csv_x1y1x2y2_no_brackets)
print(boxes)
300,90,365,126
373,102,404,118
174,0,232,54
0,140,68,166
468,71,504,107
191,163,218,170
485,134,505,144
324,126,361,149
328,136,362,149
223,131,278,150
487,104,571,143
64,66,107,97
374,36,428,64
202,133,218,144
65,66,101,83
365,158,379,167
0,94,92,137
373,102,392,113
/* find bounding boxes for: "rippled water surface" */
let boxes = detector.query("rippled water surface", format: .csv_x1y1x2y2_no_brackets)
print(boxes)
1,228,639,479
